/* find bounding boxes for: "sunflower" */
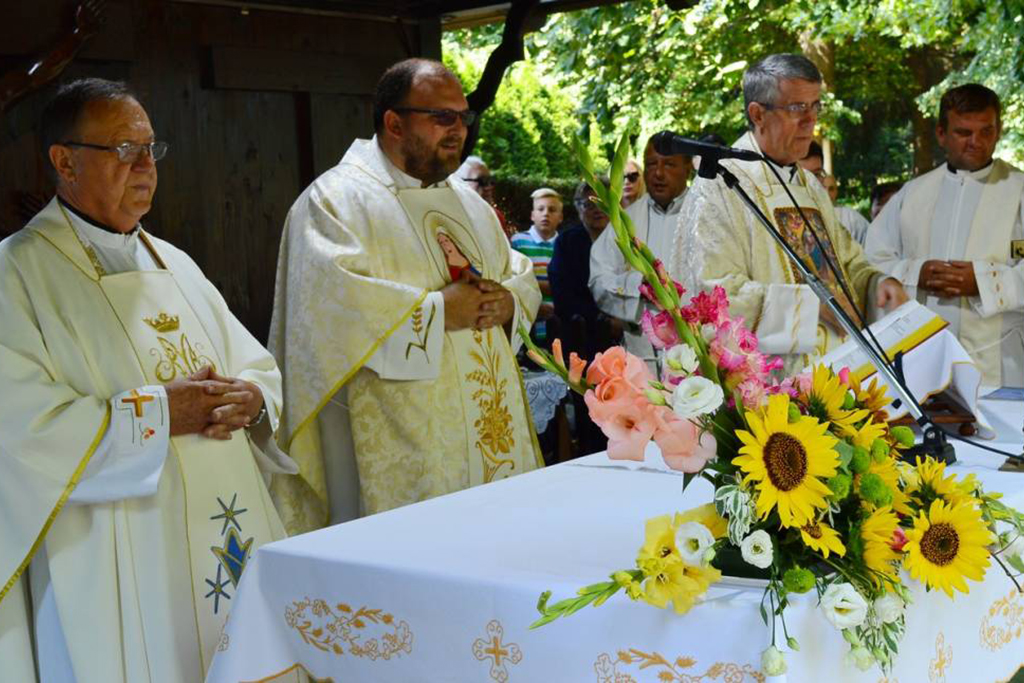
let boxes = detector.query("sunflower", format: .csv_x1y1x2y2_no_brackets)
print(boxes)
850,418,888,451
850,374,891,419
861,506,902,584
905,457,975,508
800,520,846,558
803,365,869,435
903,499,994,597
734,393,840,528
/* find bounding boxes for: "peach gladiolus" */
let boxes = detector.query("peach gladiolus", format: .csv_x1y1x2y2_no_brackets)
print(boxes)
568,352,586,385
586,347,652,392
584,378,656,462
551,338,567,371
651,409,717,473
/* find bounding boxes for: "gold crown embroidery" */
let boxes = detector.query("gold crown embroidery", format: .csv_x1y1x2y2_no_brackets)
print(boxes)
144,312,180,333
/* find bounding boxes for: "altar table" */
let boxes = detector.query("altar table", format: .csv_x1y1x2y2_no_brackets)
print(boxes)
207,398,1024,683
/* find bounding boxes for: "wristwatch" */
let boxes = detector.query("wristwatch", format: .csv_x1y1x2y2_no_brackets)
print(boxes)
248,403,267,428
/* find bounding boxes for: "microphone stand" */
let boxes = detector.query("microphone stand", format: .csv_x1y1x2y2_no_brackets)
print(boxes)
701,153,956,465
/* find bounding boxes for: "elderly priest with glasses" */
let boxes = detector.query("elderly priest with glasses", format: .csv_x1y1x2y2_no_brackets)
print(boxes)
673,54,908,374
269,58,542,534
0,78,295,682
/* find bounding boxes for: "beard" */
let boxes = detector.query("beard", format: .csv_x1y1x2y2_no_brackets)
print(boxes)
401,130,463,185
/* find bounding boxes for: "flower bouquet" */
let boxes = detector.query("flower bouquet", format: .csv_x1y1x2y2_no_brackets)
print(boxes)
519,131,1024,675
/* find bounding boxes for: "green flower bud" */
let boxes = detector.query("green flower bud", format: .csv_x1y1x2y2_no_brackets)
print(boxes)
782,567,816,594
788,403,802,423
786,636,801,652
891,425,915,448
842,391,856,410
871,438,890,463
859,472,893,507
850,446,871,474
828,473,852,501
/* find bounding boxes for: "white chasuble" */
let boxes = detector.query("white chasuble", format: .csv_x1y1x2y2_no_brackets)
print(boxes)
269,138,543,534
866,160,1024,386
0,199,287,683
672,132,881,375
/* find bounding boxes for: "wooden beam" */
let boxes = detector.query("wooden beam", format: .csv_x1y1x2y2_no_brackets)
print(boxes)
209,45,394,94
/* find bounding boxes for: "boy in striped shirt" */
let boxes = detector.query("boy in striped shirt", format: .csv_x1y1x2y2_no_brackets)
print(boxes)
511,187,562,341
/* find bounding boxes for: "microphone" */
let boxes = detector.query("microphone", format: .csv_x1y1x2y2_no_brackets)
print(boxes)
651,132,763,177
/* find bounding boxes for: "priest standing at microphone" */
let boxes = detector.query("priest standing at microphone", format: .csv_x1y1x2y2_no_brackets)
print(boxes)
671,53,907,374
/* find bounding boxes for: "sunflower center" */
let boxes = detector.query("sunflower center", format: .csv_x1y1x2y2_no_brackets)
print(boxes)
920,522,960,566
763,433,808,491
802,523,822,539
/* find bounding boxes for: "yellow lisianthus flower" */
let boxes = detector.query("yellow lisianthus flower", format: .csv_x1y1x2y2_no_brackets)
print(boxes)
800,520,846,558
734,394,840,528
861,506,902,585
637,514,678,575
903,499,994,597
804,365,869,435
674,504,728,539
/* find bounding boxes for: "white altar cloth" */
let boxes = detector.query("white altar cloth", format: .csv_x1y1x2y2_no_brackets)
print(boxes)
207,399,1024,683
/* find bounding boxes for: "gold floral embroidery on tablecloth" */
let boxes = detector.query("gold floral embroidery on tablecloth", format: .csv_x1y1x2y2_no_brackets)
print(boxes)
980,588,1024,651
472,620,522,682
284,598,412,659
593,650,765,682
467,330,516,482
928,632,952,683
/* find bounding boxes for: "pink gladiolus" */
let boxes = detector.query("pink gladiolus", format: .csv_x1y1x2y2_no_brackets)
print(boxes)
838,367,851,385
767,377,800,398
568,352,586,385
586,346,652,392
795,372,813,396
737,378,768,409
640,309,681,350
651,409,717,473
710,318,759,372
890,527,909,552
640,279,686,307
680,285,730,326
551,339,566,371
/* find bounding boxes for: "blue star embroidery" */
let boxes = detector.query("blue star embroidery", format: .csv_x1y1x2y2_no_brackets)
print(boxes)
212,527,254,588
204,565,231,614
210,493,247,535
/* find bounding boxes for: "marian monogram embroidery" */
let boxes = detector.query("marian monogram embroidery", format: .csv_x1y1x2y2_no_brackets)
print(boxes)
147,330,217,382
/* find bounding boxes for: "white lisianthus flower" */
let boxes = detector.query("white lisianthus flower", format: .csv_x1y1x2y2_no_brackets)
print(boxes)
675,521,715,566
821,583,868,630
665,344,699,375
740,529,773,569
761,645,787,676
844,645,875,672
871,593,905,625
671,376,724,420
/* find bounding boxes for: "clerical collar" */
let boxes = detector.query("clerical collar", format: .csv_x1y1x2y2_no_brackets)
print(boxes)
57,197,138,237
946,159,994,180
762,153,800,182
60,197,140,251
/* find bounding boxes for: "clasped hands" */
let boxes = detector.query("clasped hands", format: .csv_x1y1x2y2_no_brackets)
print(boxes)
166,366,263,440
918,259,979,298
442,269,515,331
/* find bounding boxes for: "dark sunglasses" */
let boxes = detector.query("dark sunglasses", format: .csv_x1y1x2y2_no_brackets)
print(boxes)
393,107,478,127
623,171,641,183
462,175,494,187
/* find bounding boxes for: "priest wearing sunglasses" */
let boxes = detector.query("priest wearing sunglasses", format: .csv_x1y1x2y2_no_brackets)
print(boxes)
269,59,543,533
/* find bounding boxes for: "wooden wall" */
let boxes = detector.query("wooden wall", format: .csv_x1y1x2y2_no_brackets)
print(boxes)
0,0,440,340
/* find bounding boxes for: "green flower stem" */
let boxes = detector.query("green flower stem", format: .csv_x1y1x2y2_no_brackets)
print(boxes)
517,323,590,395
531,569,640,629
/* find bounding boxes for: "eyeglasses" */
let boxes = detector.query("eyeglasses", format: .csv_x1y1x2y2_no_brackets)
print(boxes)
760,101,824,117
393,107,478,127
623,172,641,183
577,196,600,210
462,175,494,187
63,140,169,163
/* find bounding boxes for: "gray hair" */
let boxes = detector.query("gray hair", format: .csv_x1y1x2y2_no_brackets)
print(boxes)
457,155,487,177
742,54,822,129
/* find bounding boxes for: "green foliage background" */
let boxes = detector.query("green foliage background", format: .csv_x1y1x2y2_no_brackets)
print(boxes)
444,0,1024,210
